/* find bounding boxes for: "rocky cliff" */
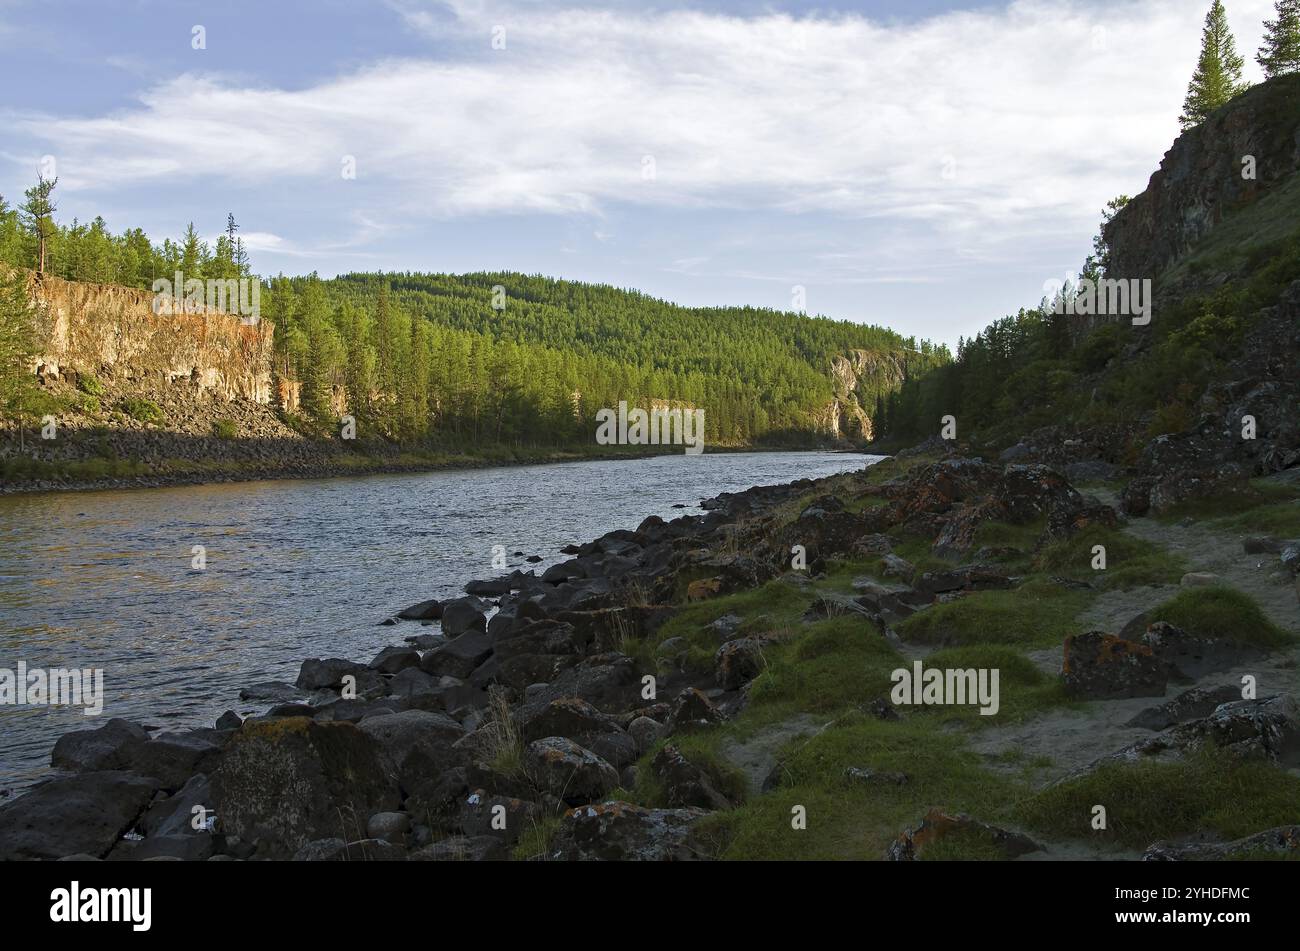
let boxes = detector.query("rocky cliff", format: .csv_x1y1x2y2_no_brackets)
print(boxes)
27,271,275,404
816,348,909,440
1104,73,1300,282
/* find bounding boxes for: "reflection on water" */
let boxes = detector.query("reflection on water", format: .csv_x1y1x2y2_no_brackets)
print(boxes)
0,451,875,791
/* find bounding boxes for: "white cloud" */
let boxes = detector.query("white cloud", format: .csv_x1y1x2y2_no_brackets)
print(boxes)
8,0,1277,251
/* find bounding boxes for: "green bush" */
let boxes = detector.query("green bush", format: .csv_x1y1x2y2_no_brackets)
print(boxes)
212,418,238,439
119,396,164,425
76,374,105,397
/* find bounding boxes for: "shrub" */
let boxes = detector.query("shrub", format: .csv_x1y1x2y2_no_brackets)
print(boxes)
212,418,238,439
120,397,164,425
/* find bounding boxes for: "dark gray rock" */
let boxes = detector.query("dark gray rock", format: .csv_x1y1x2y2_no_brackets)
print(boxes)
440,597,488,637
523,737,619,806
549,802,709,861
420,629,494,680
0,771,159,860
369,646,421,675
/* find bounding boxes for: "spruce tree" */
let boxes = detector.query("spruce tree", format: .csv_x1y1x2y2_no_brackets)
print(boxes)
1258,0,1300,78
19,174,57,274
1180,1,1250,130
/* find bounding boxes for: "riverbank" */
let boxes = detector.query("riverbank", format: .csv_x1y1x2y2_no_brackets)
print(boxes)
0,437,862,496
1,442,1295,860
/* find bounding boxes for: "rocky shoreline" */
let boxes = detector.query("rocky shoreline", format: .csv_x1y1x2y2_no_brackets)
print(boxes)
1,438,1297,861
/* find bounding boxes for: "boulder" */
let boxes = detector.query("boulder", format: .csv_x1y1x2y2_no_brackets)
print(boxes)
356,710,467,792
238,681,305,703
1117,696,1300,766
140,774,213,839
440,596,488,637
420,629,494,680
0,771,159,860
51,718,148,773
523,737,619,806
408,835,510,861
1126,684,1242,731
886,809,1041,861
1060,631,1166,699
627,716,664,754
664,687,726,734
296,658,382,694
1141,620,1260,679
457,790,540,845
212,718,400,858
549,802,710,861
397,599,442,621
369,646,421,674
714,637,766,690
651,745,735,810
1144,825,1300,861
365,811,411,844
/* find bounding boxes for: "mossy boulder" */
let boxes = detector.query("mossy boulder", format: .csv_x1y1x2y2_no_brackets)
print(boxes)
212,718,399,858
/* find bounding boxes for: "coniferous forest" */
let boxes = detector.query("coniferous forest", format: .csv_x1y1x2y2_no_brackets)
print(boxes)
0,197,950,449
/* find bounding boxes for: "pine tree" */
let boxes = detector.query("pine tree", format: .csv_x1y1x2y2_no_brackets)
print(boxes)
1180,1,1250,130
19,174,57,274
0,267,52,448
1258,0,1300,78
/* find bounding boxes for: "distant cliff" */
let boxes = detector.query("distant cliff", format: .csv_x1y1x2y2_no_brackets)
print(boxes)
28,271,275,404
814,348,909,440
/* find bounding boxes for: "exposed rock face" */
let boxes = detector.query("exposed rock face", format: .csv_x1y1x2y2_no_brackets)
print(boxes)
1103,74,1300,284
816,348,909,440
27,270,274,404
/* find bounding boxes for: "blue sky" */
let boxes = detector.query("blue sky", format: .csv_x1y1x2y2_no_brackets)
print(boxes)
0,0,1277,347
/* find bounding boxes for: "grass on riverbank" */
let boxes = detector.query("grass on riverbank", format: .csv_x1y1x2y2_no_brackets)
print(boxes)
1018,746,1300,848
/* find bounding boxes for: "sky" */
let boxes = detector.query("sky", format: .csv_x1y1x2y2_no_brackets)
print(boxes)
0,0,1279,348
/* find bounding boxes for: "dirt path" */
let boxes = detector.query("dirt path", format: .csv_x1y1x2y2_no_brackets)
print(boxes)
974,505,1300,786
717,713,829,795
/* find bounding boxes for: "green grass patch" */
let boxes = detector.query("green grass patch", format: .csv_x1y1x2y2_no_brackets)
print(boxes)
746,615,902,715
1018,746,1300,848
1158,478,1298,524
1146,586,1292,649
511,815,563,861
913,645,1071,723
1035,525,1186,589
699,711,1025,859
895,578,1093,648
627,735,749,810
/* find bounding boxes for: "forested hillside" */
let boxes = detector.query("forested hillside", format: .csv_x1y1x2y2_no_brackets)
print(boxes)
268,271,947,447
0,185,949,450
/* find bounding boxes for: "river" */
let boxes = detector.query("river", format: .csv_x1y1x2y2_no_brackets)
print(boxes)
0,450,876,793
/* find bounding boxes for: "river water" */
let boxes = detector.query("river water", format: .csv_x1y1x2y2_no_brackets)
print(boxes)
0,451,875,793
